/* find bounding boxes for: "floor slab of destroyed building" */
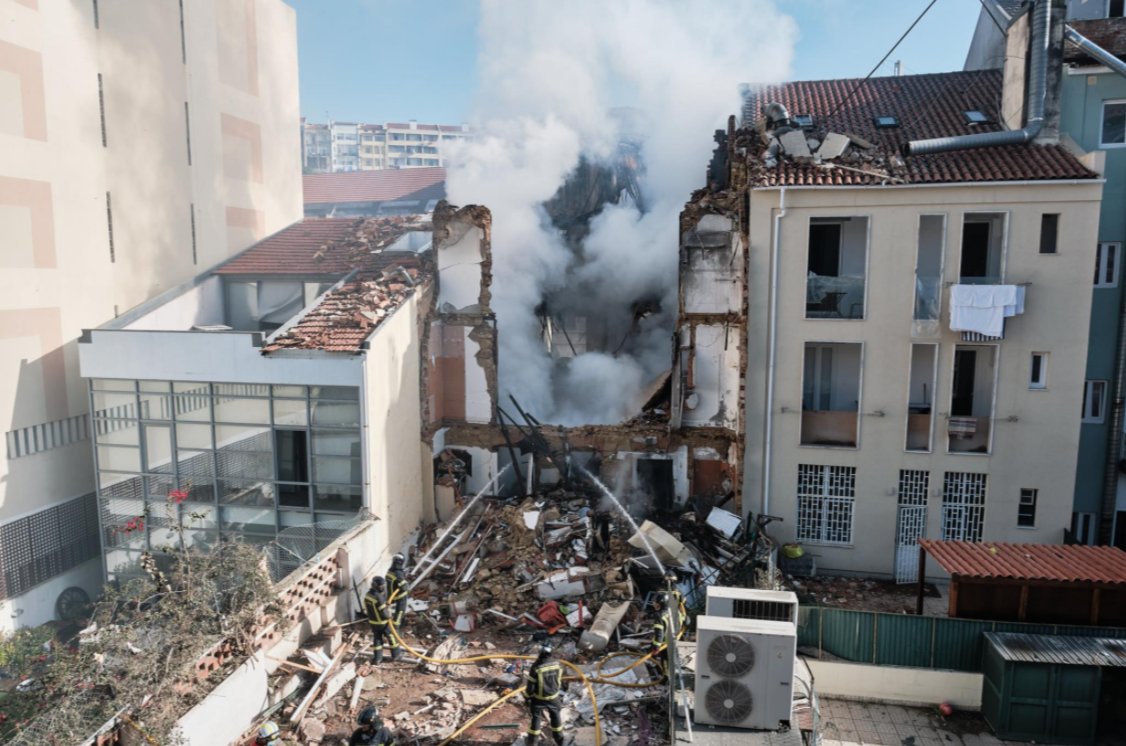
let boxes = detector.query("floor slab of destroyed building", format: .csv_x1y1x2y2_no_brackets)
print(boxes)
815,699,1030,746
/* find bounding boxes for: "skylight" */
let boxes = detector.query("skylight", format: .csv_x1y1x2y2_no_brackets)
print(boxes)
874,116,899,129
794,114,814,128
964,110,989,124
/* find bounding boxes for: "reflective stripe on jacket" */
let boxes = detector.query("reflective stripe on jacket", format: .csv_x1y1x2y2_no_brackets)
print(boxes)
525,661,563,700
387,571,408,604
364,592,390,624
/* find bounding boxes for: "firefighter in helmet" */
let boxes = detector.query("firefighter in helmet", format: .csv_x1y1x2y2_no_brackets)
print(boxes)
364,576,402,664
349,706,395,746
386,553,409,630
255,721,285,746
524,644,566,746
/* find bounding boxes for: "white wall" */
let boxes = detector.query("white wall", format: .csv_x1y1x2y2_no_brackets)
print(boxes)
123,276,225,331
80,329,362,387
805,659,983,709
363,293,427,570
682,325,740,428
0,557,103,635
683,215,742,315
437,223,484,312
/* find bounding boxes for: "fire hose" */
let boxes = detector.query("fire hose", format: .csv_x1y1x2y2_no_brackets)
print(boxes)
385,617,678,746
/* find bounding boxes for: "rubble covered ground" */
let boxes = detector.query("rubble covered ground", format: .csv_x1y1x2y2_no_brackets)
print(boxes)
264,471,779,746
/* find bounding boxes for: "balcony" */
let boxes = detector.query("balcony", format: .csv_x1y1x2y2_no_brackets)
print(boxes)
947,416,992,454
801,342,861,448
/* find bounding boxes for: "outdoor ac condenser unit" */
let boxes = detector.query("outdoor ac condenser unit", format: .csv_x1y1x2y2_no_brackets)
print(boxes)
693,615,796,730
705,586,798,625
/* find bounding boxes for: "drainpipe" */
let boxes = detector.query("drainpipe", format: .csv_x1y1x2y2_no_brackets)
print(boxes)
763,186,786,517
903,0,1051,157
1102,291,1126,545
1064,26,1126,79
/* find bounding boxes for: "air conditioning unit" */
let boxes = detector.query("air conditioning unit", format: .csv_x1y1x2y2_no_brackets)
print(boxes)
705,587,798,625
694,615,795,730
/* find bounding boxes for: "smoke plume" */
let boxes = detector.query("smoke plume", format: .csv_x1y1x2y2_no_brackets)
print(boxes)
446,0,796,425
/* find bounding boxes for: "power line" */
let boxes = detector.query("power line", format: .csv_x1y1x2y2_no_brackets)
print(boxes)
825,0,941,121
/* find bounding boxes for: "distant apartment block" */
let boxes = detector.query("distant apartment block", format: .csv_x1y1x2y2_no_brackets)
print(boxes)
303,119,473,173
0,0,303,632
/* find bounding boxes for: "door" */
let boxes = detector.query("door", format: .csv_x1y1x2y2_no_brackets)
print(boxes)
942,472,987,543
960,222,991,279
894,470,929,584
951,349,977,416
808,224,842,276
637,458,674,511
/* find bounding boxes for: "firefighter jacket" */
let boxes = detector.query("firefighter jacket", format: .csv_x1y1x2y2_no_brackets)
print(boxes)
651,606,687,647
387,570,408,605
525,660,564,701
349,725,395,746
364,591,391,625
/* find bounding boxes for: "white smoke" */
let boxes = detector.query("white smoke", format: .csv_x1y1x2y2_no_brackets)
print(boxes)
446,0,797,425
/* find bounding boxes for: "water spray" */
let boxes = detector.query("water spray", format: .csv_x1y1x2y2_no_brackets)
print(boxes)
576,465,666,575
411,463,512,572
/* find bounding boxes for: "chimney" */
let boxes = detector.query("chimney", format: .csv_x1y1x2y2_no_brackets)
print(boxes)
894,60,903,76
409,120,417,130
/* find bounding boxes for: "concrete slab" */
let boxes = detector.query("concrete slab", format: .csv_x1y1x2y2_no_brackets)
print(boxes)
817,133,851,160
779,130,812,158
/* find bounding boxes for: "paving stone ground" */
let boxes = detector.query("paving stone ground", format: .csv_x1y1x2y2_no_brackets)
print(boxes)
817,698,1024,746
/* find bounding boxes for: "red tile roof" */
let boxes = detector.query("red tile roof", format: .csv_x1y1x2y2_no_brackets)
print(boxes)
263,254,430,354
919,539,1126,586
1064,18,1126,65
745,70,1098,186
303,168,447,205
216,216,427,276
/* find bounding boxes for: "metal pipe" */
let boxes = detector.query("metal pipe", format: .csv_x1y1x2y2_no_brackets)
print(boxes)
763,102,791,126
763,186,786,517
1065,25,1126,80
1101,269,1126,545
903,0,1051,157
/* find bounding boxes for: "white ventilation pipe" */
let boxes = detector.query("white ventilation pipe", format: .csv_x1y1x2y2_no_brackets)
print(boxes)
763,186,786,517
903,0,1051,157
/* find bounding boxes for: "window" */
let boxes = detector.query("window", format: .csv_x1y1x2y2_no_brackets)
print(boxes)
1082,380,1108,423
805,217,869,319
874,115,898,128
1095,243,1120,288
960,213,1007,285
1112,0,1125,18
948,345,998,454
1071,511,1095,545
1017,488,1038,528
796,465,855,545
1029,352,1049,390
942,472,986,542
1100,100,1126,147
1039,214,1059,254
913,215,946,336
794,114,813,128
963,110,989,124
906,344,938,452
801,342,862,448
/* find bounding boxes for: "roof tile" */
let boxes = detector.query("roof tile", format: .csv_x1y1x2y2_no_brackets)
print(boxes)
303,168,447,205
919,539,1126,586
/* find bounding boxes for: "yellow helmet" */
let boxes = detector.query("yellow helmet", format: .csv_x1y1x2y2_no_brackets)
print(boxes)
258,721,281,742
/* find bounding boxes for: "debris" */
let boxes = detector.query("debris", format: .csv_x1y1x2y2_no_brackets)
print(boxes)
298,718,326,743
778,130,812,158
315,662,357,707
817,132,851,160
349,677,364,713
460,689,499,707
627,521,692,566
578,601,630,653
705,507,742,539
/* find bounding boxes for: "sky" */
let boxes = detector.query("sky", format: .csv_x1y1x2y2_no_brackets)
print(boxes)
286,0,984,126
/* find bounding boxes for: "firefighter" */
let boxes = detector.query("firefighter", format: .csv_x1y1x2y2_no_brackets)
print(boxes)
364,577,401,664
524,644,565,746
648,590,685,683
386,553,409,629
255,721,285,745
349,706,395,746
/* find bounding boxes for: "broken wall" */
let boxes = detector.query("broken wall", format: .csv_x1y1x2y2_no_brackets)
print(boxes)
424,203,497,431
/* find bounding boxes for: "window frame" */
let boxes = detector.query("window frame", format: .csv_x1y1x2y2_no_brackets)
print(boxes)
946,343,1002,456
803,216,872,322
798,340,865,450
1111,0,1125,19
1082,380,1109,423
904,342,940,453
1099,99,1126,148
1017,488,1038,528
1095,242,1121,288
1039,213,1060,255
1029,352,1049,390
957,211,1010,285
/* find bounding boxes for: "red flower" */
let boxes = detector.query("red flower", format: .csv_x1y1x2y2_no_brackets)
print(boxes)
169,490,188,504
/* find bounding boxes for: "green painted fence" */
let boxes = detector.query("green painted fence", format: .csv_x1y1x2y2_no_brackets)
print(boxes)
796,605,1126,673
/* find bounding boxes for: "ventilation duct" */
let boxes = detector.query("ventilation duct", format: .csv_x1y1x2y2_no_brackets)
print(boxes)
903,0,1050,157
1064,25,1126,80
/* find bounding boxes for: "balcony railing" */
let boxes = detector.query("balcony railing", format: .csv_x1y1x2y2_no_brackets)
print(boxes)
948,416,991,454
801,410,858,448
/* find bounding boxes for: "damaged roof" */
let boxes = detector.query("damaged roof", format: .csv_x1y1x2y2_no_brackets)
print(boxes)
745,70,1097,187
264,253,429,354
303,167,447,205
1064,18,1126,65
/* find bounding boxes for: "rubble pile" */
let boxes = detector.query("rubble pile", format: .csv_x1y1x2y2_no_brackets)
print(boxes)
311,215,429,270
737,119,906,185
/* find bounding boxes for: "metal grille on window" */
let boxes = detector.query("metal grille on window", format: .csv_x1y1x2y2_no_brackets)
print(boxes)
895,470,929,584
796,464,855,545
0,493,100,601
942,472,986,542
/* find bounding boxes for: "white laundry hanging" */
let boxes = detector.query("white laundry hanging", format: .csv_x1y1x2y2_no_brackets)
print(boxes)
949,284,1022,338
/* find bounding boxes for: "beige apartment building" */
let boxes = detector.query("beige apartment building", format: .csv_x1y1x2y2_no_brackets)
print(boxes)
0,0,302,632
304,119,473,173
740,36,1105,579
